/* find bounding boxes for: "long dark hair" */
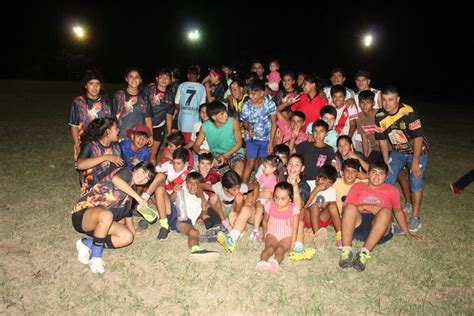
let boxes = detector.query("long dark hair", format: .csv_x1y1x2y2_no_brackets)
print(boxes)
80,117,116,143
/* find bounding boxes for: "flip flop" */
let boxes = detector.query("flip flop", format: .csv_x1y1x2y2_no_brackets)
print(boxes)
136,205,158,223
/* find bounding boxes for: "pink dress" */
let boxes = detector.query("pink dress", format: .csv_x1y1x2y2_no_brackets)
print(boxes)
265,201,300,241
257,174,277,204
266,71,281,84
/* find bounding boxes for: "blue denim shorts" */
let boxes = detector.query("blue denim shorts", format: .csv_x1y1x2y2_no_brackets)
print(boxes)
167,204,193,233
245,139,269,160
385,152,428,192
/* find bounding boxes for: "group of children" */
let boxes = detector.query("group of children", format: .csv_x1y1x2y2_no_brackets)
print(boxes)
69,62,425,274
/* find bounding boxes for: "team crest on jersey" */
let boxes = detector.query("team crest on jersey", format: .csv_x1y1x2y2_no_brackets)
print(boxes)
399,122,406,130
409,119,422,130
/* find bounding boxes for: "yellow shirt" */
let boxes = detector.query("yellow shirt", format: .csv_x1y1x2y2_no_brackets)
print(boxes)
333,178,366,214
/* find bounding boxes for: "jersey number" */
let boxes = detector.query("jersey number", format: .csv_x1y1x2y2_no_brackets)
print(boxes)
185,89,197,106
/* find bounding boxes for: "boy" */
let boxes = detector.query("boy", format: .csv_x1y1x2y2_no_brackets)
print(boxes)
333,159,363,215
143,148,191,240
159,131,194,167
356,90,381,161
120,124,151,169
354,70,381,111
193,101,245,176
275,110,308,146
175,66,207,143
331,85,358,138
323,68,356,106
375,85,428,232
228,79,249,119
306,105,338,151
339,161,421,272
304,165,341,249
240,79,277,183
167,172,220,262
291,120,335,191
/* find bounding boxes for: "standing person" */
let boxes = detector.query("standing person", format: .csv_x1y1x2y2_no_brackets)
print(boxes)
240,79,277,183
250,60,265,81
202,68,227,103
354,70,381,111
143,69,174,165
296,72,306,93
290,74,327,131
331,85,358,138
375,85,428,232
112,68,153,141
175,66,206,143
228,79,249,119
72,161,156,273
76,118,123,196
323,67,356,106
169,67,181,133
69,69,112,160
450,170,474,194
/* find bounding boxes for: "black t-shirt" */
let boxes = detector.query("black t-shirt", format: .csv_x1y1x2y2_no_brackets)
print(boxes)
212,82,226,102
77,141,122,195
143,83,175,127
374,103,427,154
295,142,335,180
112,90,153,139
69,95,112,136
73,168,133,221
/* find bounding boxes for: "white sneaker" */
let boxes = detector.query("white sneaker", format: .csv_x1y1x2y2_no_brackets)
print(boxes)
88,257,105,274
76,239,91,264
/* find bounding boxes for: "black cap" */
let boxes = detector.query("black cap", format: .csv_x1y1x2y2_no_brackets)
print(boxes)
355,70,371,79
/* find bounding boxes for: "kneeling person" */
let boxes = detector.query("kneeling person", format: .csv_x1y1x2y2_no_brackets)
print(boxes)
339,161,420,272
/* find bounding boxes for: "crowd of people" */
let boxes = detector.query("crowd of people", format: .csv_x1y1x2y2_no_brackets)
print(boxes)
69,60,426,274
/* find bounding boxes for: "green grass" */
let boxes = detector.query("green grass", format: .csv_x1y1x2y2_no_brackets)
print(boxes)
0,80,473,314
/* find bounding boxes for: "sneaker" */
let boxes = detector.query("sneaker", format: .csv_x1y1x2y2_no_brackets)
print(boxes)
391,222,405,235
352,251,371,272
339,249,353,269
217,231,236,253
403,203,413,213
189,249,220,263
136,219,149,232
408,217,422,232
88,257,105,274
157,227,170,240
136,205,158,223
450,182,462,194
249,230,260,241
268,258,279,274
198,230,218,243
256,260,271,272
288,247,316,261
76,239,91,265
314,227,328,250
208,223,228,234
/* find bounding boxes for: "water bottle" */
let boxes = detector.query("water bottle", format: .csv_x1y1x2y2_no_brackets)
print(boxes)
175,188,188,221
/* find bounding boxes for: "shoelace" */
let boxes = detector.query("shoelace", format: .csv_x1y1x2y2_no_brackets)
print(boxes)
341,250,351,260
359,252,371,264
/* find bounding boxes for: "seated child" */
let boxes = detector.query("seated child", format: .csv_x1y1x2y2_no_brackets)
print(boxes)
120,124,151,169
334,135,369,175
306,105,338,152
339,161,421,272
250,155,285,241
166,172,219,262
304,165,342,249
193,101,245,176
254,144,290,180
72,161,156,273
160,130,194,167
276,110,308,146
186,103,210,169
255,182,300,274
333,159,363,215
331,85,358,137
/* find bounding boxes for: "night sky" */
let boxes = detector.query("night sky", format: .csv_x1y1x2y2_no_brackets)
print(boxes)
4,2,473,102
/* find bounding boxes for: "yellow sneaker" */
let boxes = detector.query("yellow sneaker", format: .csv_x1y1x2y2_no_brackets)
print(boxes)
288,247,316,261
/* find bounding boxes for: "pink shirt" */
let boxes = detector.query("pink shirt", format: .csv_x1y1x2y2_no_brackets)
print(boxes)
257,174,278,192
265,201,300,241
276,118,308,145
344,183,401,211
266,71,281,84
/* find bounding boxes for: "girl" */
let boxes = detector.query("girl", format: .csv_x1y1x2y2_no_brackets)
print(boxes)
256,182,300,273
69,69,112,160
112,68,153,141
143,69,174,165
77,118,123,196
73,161,156,274
334,135,369,175
250,155,285,241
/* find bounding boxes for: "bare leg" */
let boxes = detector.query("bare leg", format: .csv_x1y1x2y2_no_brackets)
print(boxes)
260,234,278,261
309,204,321,234
341,204,362,247
242,158,256,184
328,203,342,232
232,160,245,178
178,222,200,248
363,208,392,252
149,141,162,166
232,205,253,233
274,236,292,263
253,202,264,231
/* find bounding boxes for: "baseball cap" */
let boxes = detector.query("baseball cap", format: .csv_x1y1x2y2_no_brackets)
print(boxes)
126,124,151,138
355,70,371,79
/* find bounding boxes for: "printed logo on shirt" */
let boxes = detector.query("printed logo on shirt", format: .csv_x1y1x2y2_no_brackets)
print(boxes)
409,119,422,130
316,154,328,167
399,121,406,130
362,125,377,134
362,195,382,206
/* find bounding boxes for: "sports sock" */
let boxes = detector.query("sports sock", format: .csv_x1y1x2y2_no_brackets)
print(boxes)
361,247,370,255
159,218,169,230
81,237,93,249
342,246,353,253
230,229,240,241
91,237,106,258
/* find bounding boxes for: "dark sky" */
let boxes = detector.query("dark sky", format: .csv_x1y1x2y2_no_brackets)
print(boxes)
4,1,473,102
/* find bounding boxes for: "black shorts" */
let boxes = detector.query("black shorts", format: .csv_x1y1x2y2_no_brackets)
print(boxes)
172,116,178,130
153,125,166,142
367,150,384,163
71,209,94,236
354,213,393,245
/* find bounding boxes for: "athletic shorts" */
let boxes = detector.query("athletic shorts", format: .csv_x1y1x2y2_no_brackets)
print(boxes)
354,213,393,244
153,125,166,142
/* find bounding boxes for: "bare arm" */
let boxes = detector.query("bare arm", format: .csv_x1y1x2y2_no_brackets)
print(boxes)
222,118,243,159
361,132,369,157
411,136,423,178
290,213,299,246
268,114,277,153
192,127,207,154
348,120,357,138
77,154,123,170
166,113,173,136
70,126,81,160
111,175,147,209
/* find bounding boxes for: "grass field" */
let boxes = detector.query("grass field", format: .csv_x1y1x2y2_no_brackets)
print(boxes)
0,80,473,315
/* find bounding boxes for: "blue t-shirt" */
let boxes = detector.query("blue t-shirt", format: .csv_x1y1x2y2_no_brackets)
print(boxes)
120,139,150,169
175,82,206,133
240,96,276,141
